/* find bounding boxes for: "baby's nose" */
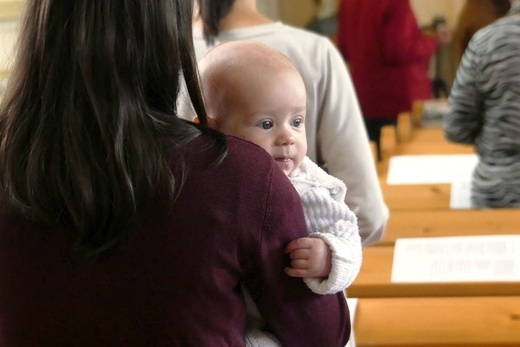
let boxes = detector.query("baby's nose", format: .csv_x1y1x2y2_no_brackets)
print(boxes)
276,128,295,145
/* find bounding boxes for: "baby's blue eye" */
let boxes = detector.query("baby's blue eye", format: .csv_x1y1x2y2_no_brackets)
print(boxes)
292,118,303,128
261,121,273,129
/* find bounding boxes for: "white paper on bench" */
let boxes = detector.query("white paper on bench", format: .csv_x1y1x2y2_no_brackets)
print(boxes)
386,154,477,185
449,177,472,209
346,298,358,324
391,235,520,283
345,298,358,347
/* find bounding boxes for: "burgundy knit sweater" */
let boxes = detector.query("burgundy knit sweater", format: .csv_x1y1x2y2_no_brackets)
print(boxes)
0,135,350,346
338,0,437,119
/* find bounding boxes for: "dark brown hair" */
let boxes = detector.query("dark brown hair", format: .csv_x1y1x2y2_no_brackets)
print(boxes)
0,0,226,258
197,0,235,44
492,0,512,16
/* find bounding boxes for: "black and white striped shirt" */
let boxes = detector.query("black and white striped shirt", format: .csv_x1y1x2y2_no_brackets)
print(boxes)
445,15,520,208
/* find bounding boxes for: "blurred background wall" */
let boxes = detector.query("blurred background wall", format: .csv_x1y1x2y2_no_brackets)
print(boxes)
267,0,465,29
0,0,471,95
263,0,466,91
411,0,464,27
0,0,23,95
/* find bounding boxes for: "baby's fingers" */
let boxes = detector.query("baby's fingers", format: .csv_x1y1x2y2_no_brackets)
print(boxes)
284,267,309,277
285,237,314,253
289,248,311,260
284,259,309,278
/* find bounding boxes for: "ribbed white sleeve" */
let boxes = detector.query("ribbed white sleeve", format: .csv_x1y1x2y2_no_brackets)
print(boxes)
289,157,362,295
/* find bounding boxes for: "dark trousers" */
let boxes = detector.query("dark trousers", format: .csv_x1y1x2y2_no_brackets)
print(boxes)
365,118,397,161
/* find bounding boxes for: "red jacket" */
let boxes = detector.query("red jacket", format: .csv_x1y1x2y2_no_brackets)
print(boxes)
337,0,437,119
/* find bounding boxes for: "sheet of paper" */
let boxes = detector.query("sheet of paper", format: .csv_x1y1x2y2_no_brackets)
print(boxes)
391,235,520,283
346,298,358,324
345,298,358,347
449,178,472,209
422,98,448,128
386,154,477,185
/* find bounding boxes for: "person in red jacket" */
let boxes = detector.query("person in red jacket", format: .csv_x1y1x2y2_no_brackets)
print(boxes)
337,0,450,160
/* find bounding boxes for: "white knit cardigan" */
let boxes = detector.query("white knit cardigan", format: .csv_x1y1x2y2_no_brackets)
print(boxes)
288,156,363,295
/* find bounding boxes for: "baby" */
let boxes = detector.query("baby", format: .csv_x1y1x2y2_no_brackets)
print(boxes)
197,40,362,346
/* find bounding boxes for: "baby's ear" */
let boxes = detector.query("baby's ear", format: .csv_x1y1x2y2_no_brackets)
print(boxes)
193,115,218,129
207,117,218,129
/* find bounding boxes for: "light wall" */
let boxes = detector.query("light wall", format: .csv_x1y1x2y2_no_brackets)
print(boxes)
269,0,467,88
269,0,467,29
0,0,24,21
410,0,465,28
0,21,17,75
257,0,280,21
277,0,316,28
0,0,24,78
1,0,469,83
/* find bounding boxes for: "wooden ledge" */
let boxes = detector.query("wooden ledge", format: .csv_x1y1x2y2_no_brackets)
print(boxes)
355,296,520,347
349,246,520,298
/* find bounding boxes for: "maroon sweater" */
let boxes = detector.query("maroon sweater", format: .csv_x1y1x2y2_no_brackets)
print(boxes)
0,135,350,346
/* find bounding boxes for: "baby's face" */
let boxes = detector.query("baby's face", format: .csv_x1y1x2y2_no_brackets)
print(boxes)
218,70,307,176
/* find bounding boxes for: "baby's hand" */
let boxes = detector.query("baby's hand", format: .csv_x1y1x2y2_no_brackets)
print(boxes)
284,237,332,278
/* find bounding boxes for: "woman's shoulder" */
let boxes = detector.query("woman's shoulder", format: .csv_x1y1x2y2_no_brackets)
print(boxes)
226,136,279,173
186,133,280,181
178,133,299,229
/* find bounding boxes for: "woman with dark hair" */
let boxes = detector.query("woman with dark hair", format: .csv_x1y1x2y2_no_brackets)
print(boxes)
193,0,389,248
0,0,350,345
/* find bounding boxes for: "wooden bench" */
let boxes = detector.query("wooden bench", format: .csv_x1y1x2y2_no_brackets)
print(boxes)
354,296,520,347
348,246,520,298
350,209,520,297
377,127,475,179
379,209,520,246
411,99,424,129
396,112,412,143
354,110,520,346
376,127,478,210
395,128,474,155
381,183,452,210
369,140,378,166
405,127,446,142
380,125,398,161
391,128,474,155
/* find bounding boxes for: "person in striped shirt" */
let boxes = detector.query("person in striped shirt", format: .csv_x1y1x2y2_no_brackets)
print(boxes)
445,0,520,208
